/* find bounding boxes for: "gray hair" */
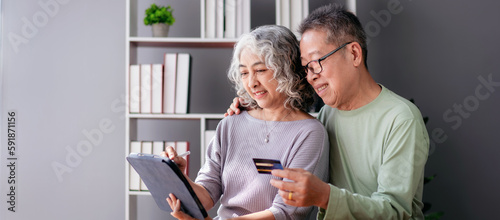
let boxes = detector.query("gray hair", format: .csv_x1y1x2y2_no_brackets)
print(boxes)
299,4,368,68
227,25,315,111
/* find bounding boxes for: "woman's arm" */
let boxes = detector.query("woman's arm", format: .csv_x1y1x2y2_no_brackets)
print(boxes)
168,194,273,220
185,175,214,211
229,210,275,220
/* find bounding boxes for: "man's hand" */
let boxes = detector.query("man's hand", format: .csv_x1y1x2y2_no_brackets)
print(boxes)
161,146,188,174
224,97,243,117
270,168,330,209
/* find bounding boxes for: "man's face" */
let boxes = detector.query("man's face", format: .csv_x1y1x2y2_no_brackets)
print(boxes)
300,29,354,108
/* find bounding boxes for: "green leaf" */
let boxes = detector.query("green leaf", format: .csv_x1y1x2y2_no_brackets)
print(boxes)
424,174,437,185
425,212,444,220
143,3,175,26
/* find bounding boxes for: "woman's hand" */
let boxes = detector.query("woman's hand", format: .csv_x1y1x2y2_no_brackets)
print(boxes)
167,193,197,220
167,194,212,220
161,146,188,174
163,146,215,211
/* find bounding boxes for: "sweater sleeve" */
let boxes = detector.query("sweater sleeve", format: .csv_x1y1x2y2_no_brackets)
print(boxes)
195,126,224,205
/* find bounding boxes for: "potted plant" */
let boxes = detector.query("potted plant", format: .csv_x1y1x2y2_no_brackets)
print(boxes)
144,3,176,37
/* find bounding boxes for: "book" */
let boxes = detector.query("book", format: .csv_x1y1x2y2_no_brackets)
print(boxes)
205,0,216,38
235,0,251,36
165,141,177,152
163,53,178,114
236,0,243,36
151,64,164,114
302,0,309,20
126,153,208,219
290,0,302,34
166,141,190,176
175,141,189,159
202,130,216,165
140,141,153,191
242,0,251,34
152,141,165,155
216,0,224,38
129,65,140,113
175,53,191,114
177,141,190,176
129,141,142,191
140,64,152,114
204,130,216,150
280,0,291,28
275,0,281,27
142,141,153,154
225,0,236,38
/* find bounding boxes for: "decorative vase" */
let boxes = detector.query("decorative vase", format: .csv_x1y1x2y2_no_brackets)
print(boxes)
152,23,170,37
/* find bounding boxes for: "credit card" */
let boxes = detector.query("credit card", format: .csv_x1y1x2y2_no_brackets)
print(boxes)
252,158,283,174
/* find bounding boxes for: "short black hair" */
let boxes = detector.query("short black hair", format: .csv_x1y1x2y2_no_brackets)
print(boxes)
299,4,368,68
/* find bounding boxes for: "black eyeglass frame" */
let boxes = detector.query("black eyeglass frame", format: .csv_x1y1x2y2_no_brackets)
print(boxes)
303,42,353,75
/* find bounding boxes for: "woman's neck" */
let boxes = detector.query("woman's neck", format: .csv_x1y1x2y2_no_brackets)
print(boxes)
262,108,293,121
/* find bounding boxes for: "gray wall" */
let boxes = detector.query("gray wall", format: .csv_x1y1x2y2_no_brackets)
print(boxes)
357,1,500,219
1,0,499,220
1,0,125,219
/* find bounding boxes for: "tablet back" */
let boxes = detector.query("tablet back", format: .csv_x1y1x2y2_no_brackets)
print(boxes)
126,153,208,219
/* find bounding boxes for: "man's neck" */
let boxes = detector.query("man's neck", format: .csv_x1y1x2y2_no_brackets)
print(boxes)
337,71,381,111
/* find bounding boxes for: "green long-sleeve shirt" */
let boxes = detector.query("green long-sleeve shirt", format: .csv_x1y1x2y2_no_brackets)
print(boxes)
317,85,429,220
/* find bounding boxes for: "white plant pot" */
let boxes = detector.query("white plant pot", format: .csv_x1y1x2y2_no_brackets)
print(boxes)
152,23,170,37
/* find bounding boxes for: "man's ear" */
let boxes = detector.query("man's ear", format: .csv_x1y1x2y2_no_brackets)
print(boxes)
349,42,363,67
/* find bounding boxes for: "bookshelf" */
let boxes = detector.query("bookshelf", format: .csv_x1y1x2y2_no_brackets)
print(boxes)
125,0,313,219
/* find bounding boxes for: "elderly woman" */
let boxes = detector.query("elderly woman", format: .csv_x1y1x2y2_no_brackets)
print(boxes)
165,25,329,220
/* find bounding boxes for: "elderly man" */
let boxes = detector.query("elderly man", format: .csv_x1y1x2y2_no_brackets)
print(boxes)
227,4,429,220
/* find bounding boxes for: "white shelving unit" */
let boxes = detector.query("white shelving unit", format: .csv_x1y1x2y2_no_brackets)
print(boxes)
124,0,313,219
125,0,235,219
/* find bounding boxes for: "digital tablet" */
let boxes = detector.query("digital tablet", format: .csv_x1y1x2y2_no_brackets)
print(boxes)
126,153,208,219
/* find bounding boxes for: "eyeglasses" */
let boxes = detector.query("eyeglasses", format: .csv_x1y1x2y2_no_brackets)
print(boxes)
303,42,353,75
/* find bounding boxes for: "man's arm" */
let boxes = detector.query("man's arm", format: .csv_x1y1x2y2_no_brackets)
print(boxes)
271,118,429,219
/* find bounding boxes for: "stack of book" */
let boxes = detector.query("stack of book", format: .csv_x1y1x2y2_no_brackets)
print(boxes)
276,0,309,37
129,53,191,114
129,141,190,191
204,0,250,38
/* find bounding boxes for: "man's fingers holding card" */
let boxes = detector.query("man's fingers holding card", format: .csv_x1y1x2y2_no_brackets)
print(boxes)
270,168,331,208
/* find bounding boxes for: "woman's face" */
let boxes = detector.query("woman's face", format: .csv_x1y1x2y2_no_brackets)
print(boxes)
239,48,286,110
